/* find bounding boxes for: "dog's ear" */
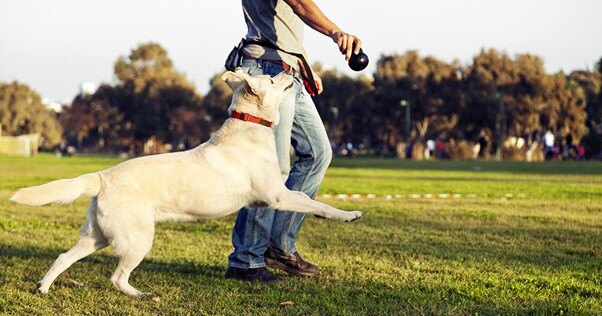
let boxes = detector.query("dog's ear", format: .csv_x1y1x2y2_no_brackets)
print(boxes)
273,71,294,90
221,71,260,94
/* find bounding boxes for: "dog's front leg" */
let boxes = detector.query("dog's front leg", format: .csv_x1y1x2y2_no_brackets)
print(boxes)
271,190,363,222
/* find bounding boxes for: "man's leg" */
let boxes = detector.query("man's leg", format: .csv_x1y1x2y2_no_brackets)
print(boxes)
268,80,332,256
227,61,296,276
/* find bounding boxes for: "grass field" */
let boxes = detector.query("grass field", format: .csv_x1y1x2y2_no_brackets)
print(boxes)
0,154,600,315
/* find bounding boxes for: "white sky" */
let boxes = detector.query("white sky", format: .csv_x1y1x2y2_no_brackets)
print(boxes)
1,0,601,101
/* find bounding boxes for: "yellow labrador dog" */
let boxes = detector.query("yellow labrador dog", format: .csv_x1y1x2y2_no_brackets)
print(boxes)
11,71,362,297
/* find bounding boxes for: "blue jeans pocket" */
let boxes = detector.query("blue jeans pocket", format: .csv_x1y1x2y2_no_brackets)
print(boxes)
261,61,286,77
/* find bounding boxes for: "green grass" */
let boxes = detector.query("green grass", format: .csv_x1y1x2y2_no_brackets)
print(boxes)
0,154,600,315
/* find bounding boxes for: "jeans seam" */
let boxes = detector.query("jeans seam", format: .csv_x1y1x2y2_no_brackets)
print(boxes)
282,212,297,254
278,111,321,255
293,112,320,194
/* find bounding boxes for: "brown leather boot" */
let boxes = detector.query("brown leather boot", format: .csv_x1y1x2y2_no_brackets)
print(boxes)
264,245,320,277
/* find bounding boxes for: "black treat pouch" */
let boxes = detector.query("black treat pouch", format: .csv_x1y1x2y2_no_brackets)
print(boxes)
224,40,244,71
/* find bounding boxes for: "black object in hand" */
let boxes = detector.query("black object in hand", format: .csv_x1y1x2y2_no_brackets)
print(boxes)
348,49,369,71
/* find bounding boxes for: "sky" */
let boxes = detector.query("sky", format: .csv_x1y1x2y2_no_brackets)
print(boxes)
1,0,601,102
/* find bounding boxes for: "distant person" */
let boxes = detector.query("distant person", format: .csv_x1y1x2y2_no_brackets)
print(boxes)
426,139,435,159
55,142,68,158
577,145,586,160
564,133,574,160
565,133,573,148
477,131,488,158
405,140,414,159
224,0,363,282
436,139,445,159
543,130,554,160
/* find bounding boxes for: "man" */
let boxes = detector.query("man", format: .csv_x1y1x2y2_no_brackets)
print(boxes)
543,130,554,160
224,0,363,282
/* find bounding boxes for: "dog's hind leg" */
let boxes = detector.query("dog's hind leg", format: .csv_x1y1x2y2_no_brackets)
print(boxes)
272,190,363,222
107,212,154,297
38,198,108,293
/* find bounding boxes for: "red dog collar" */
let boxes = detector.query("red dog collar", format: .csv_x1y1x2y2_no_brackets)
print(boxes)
230,111,273,128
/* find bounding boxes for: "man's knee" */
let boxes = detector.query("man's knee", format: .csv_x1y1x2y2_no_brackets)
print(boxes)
314,140,333,171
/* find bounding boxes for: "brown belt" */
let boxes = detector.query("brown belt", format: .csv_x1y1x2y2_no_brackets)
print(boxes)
242,55,298,76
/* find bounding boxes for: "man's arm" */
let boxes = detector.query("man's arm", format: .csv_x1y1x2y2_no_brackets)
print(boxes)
284,0,362,61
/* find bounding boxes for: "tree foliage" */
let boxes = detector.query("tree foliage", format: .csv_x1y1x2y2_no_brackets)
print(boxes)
313,64,376,146
302,49,600,158
568,69,602,156
60,84,125,151
374,51,462,144
55,42,600,158
113,42,205,149
61,43,207,153
201,73,233,131
367,49,593,153
0,81,62,147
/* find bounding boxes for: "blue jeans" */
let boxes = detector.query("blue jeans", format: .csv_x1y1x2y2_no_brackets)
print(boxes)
228,59,332,269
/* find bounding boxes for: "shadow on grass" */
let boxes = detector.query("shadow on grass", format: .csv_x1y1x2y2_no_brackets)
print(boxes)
0,243,225,280
324,213,602,276
1,241,599,314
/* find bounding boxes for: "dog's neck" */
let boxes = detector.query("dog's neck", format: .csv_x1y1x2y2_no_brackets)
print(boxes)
227,92,280,126
200,117,274,149
191,95,280,154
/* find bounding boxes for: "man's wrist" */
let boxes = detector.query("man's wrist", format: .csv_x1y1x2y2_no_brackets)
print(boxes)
329,28,343,38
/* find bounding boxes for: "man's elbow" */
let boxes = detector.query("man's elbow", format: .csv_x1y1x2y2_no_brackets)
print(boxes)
284,0,309,15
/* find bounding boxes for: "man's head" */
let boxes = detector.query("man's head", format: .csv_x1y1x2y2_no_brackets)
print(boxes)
222,70,294,125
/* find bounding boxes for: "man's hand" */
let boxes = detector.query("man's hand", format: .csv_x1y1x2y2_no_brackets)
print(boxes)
313,73,323,95
284,0,362,60
330,30,362,61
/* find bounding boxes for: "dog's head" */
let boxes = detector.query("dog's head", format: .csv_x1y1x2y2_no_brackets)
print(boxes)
222,70,295,125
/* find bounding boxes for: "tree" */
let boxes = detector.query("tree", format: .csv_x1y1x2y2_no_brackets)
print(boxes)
373,51,462,148
60,84,126,152
463,49,562,150
570,68,602,156
507,54,549,138
463,49,517,143
570,70,602,127
60,43,209,153
202,73,234,132
540,73,587,140
313,65,376,147
0,81,62,147
113,42,206,151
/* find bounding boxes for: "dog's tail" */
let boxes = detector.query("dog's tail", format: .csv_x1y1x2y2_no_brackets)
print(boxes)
10,173,101,206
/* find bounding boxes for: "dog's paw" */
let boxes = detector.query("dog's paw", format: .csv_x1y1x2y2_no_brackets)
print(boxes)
36,280,50,294
344,211,363,222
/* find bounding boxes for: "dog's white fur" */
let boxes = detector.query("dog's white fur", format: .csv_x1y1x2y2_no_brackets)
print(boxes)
10,71,362,296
